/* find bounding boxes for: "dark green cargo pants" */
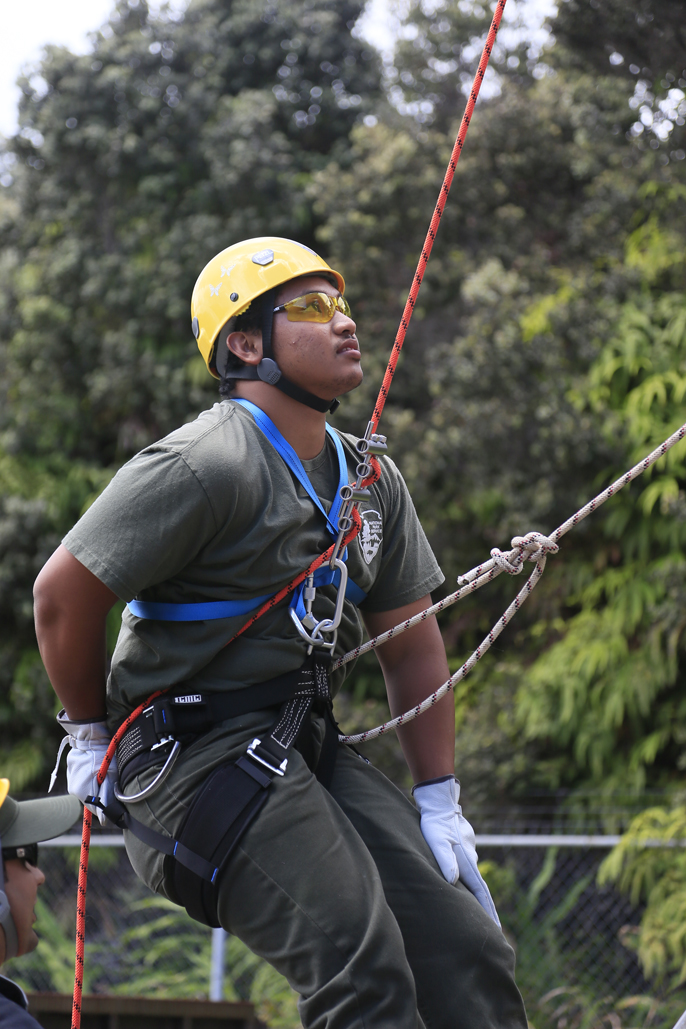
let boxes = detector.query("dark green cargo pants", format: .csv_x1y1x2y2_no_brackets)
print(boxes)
124,712,527,1029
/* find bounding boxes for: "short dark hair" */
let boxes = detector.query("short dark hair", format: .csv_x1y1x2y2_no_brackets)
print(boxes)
217,292,268,399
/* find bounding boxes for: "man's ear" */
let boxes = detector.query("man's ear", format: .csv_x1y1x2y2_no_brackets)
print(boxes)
226,330,262,366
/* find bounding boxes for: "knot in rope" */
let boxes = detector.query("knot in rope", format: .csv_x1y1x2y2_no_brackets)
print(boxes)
490,531,559,575
489,546,522,575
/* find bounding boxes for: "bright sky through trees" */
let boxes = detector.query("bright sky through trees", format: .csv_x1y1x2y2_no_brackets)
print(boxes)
0,0,192,137
0,0,555,138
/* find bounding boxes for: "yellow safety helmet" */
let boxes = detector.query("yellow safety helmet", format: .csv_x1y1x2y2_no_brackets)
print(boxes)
191,236,345,379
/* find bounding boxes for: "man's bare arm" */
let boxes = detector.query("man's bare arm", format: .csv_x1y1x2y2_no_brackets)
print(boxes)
33,544,118,720
363,595,454,784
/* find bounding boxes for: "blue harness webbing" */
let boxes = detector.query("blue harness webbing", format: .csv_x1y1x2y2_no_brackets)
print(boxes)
127,399,367,622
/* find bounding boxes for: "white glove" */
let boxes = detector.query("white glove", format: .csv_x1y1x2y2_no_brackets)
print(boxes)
414,776,500,926
53,711,118,826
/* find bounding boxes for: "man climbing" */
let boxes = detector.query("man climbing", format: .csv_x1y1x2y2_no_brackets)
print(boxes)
34,237,527,1028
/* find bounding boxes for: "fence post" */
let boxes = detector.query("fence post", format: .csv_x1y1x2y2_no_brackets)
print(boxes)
210,926,227,1001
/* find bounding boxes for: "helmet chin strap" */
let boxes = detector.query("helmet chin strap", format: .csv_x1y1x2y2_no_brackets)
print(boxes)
0,844,19,960
228,289,340,414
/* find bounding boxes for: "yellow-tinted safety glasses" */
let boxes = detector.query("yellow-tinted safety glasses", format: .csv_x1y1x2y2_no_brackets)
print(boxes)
273,292,352,323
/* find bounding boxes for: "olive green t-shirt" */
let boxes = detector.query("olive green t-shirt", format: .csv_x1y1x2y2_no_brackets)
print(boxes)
63,401,444,728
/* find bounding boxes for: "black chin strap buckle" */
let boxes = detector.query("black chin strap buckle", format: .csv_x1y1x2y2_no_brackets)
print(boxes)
257,358,282,385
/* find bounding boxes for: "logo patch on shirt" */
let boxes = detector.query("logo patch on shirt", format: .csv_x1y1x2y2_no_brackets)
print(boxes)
360,509,383,565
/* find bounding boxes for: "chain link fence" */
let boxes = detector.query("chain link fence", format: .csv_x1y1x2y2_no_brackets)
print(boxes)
4,832,685,1029
478,838,686,1029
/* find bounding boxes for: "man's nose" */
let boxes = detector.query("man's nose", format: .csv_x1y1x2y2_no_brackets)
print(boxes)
333,311,356,334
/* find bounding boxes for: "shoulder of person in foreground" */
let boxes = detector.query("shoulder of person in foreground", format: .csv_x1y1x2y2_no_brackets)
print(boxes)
0,975,40,1027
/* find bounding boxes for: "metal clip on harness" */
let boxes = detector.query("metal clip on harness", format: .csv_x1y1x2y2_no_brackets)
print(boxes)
113,739,181,803
113,700,183,803
246,738,288,776
291,429,388,653
290,558,349,654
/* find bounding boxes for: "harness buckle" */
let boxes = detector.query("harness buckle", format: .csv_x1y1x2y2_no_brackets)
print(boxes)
152,699,175,737
246,738,288,776
151,735,175,751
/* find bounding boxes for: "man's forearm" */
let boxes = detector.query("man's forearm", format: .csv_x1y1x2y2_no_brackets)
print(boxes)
34,545,117,721
364,598,455,784
384,648,455,783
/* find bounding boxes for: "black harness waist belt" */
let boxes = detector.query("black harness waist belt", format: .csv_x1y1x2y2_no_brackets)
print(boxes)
116,665,315,781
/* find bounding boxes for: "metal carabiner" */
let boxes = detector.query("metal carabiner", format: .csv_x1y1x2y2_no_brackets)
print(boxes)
290,559,349,653
113,738,182,804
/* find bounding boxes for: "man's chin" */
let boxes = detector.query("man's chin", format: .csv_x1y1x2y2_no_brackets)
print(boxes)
334,368,364,397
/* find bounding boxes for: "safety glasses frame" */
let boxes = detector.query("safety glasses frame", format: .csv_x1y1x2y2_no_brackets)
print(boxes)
273,291,351,323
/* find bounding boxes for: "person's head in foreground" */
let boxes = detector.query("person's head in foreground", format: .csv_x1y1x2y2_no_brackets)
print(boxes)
0,779,81,970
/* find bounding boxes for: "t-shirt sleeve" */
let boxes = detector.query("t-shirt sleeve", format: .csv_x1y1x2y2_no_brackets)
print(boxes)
361,457,444,612
62,448,219,601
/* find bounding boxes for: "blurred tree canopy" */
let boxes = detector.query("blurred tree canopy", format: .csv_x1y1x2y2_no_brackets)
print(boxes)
1,0,686,864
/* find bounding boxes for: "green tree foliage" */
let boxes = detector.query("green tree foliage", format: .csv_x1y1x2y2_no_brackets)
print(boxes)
515,217,686,800
599,806,686,988
553,0,686,81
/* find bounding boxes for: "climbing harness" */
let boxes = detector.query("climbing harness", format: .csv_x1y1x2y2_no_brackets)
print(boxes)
232,399,366,649
96,654,336,927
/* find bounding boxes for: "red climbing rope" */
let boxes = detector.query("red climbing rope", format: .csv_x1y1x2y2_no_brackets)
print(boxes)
369,0,507,435
70,5,508,1020
71,692,163,1028
72,806,89,1027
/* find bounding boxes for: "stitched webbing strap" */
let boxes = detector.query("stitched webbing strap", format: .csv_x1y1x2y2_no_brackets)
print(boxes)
233,398,347,537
